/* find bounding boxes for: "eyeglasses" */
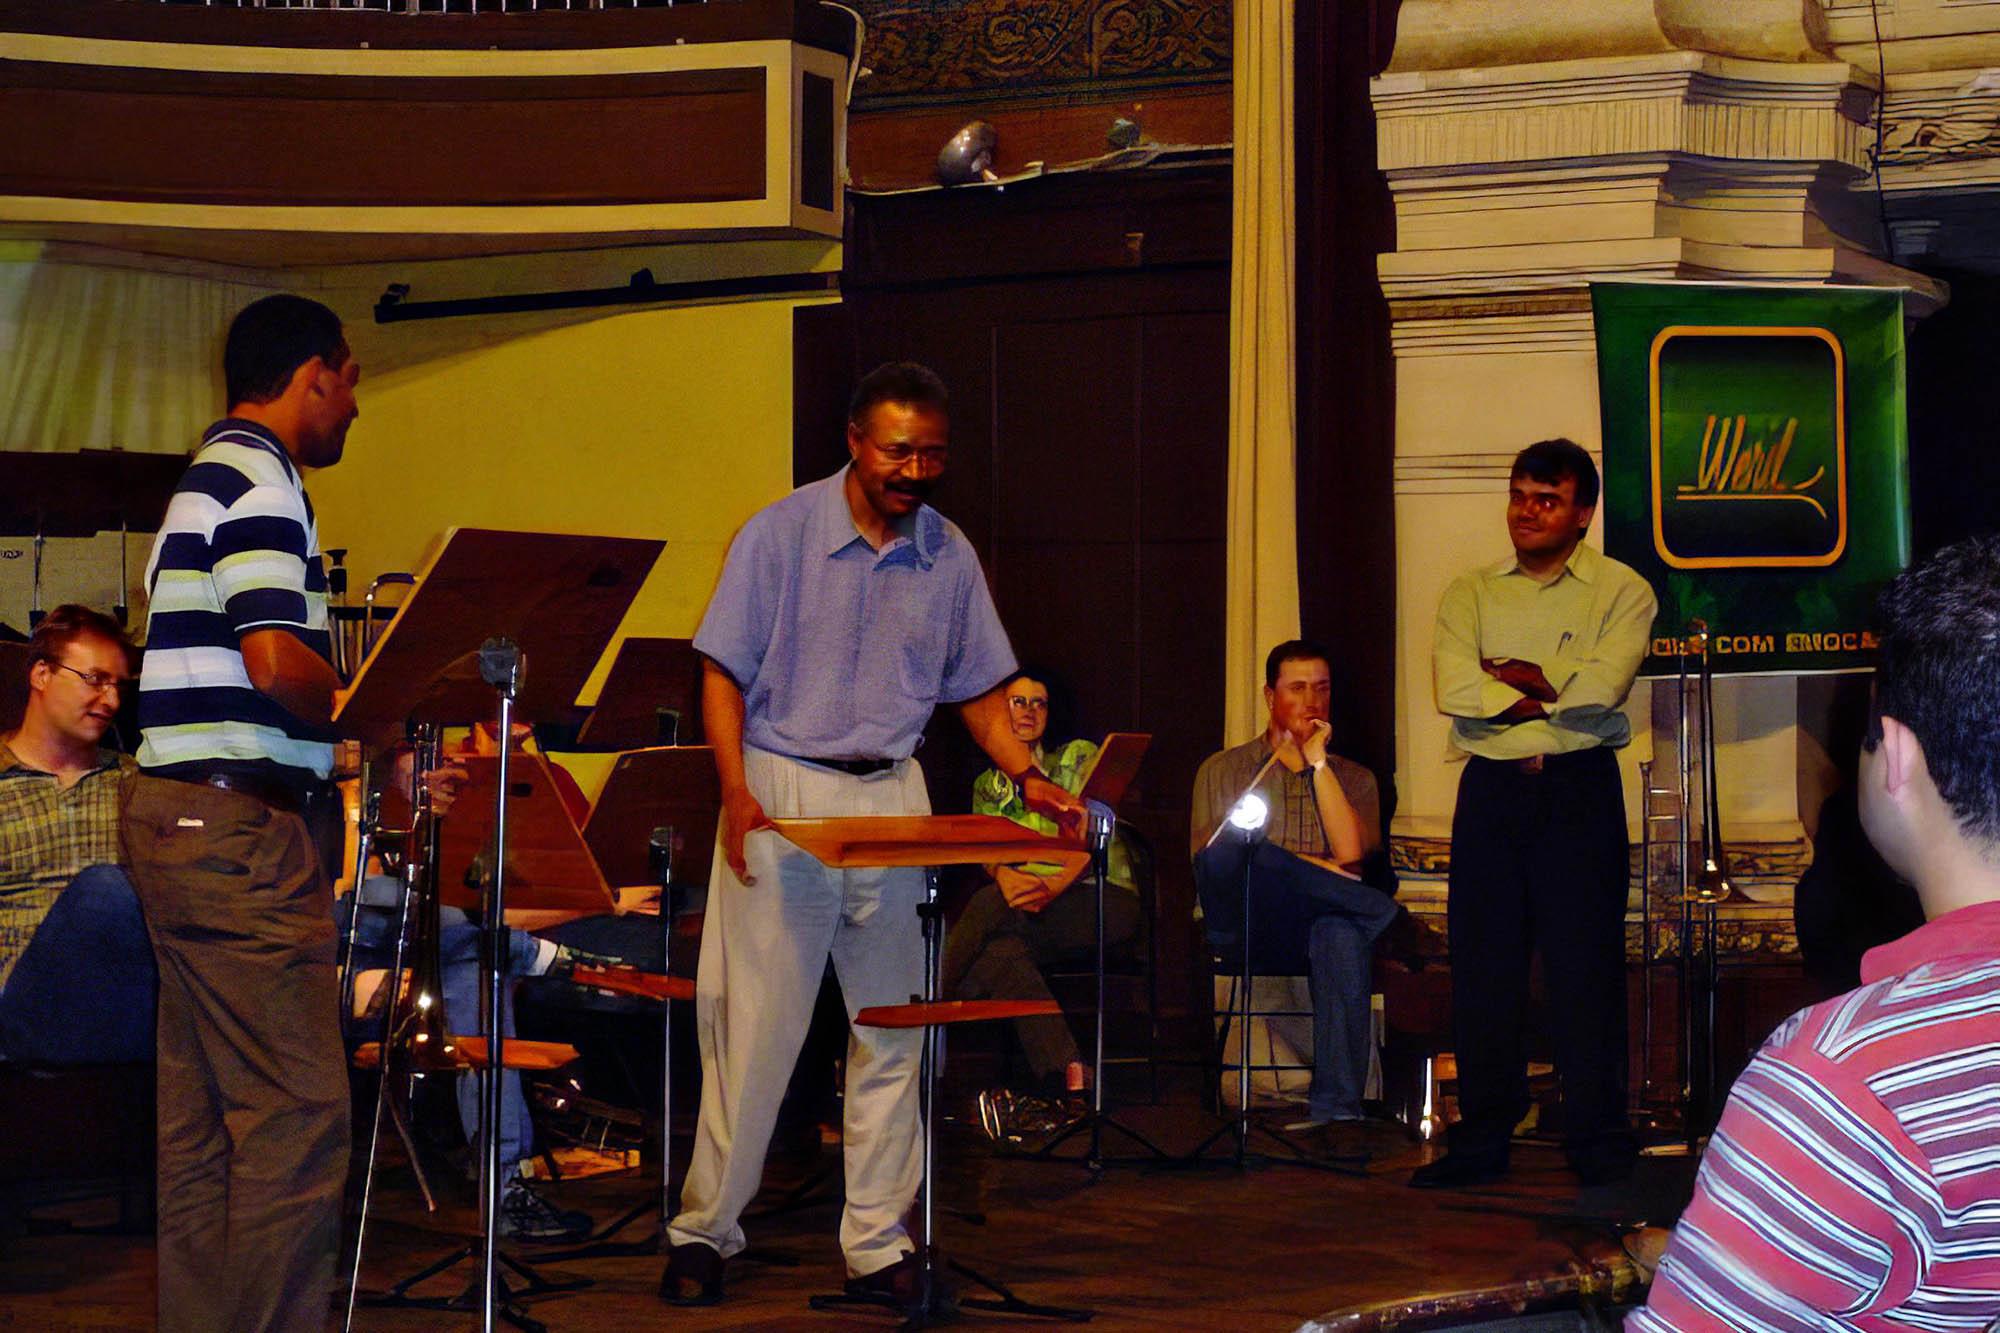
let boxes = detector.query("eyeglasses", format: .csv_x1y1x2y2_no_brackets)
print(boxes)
51,662,133,696
871,442,949,467
1007,696,1049,712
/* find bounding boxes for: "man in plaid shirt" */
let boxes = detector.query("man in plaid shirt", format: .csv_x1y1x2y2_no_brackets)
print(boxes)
0,604,152,1064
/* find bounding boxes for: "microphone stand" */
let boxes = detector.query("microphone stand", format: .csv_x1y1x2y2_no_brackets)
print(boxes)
1031,799,1172,1169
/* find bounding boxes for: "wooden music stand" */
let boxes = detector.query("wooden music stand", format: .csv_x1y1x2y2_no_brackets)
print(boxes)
435,751,616,918
335,527,663,733
771,813,1089,875
573,637,705,749
536,745,717,1265
583,746,720,893
782,815,1096,1330
336,528,658,1333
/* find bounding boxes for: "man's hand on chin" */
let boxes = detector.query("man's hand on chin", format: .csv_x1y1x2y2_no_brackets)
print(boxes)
1301,718,1331,769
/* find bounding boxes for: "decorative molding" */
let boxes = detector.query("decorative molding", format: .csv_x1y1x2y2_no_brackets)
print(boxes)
1386,0,1829,74
852,0,1228,105
1393,832,1808,959
1390,310,1598,357
1395,452,1555,495
1374,59,1872,174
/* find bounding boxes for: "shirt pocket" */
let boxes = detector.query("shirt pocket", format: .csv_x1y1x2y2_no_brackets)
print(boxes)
882,589,948,704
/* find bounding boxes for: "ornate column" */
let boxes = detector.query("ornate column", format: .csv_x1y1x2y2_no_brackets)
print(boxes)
1370,0,1943,929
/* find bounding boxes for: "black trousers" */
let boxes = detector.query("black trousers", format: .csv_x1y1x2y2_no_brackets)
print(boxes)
942,881,1142,1082
1446,748,1634,1169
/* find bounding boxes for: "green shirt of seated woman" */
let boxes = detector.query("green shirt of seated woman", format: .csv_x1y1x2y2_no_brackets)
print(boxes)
969,683,1135,909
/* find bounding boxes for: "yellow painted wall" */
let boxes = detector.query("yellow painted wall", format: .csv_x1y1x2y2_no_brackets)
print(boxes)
310,295,827,795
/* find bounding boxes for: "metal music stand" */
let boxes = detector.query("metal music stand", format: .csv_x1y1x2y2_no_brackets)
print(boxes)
1016,736,1175,1170
532,745,718,1262
573,637,705,748
775,814,1097,1330
336,527,662,1333
0,448,183,627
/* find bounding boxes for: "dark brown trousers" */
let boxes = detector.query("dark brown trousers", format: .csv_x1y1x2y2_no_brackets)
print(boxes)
123,777,350,1333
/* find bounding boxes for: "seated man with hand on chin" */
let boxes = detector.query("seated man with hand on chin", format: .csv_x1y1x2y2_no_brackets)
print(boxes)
1190,639,1401,1153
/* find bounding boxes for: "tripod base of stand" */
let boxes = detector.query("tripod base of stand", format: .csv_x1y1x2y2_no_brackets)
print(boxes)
1178,1114,1369,1176
532,1197,662,1262
358,1238,592,1333
809,1247,1093,1330
1027,1107,1175,1171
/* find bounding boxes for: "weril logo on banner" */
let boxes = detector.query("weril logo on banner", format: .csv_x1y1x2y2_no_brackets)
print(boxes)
1647,325,1848,570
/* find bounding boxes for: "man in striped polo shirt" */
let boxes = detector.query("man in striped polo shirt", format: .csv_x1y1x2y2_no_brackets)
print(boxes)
124,294,357,1333
1629,535,2000,1331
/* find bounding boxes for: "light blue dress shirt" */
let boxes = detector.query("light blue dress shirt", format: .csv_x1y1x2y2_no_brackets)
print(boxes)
693,466,1018,762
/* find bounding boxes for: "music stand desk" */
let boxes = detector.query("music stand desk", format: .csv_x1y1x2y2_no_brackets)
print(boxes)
335,527,662,731
436,751,616,917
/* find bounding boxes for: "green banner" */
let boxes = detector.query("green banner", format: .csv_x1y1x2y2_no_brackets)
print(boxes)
1592,282,1910,676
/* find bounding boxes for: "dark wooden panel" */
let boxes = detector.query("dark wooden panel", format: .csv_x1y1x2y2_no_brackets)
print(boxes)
792,302,856,487
0,63,765,207
0,0,854,52
1139,308,1228,544
801,71,837,213
845,167,1229,287
993,316,1140,544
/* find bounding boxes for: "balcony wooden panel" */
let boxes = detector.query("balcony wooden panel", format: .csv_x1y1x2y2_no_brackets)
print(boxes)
0,0,854,53
0,62,765,208
0,0,848,262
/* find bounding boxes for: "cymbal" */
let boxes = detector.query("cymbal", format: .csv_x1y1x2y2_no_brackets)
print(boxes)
570,965,695,1004
854,998,1062,1030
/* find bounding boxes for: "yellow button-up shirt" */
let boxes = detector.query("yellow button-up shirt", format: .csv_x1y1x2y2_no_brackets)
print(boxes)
1432,542,1657,761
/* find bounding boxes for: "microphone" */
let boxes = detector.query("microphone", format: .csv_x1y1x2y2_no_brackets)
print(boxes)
1084,799,1116,853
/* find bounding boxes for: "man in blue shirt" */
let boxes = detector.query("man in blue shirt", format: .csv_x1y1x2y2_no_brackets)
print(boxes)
661,362,1084,1308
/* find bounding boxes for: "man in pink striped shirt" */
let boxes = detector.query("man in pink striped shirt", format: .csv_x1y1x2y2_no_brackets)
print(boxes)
1630,535,2000,1331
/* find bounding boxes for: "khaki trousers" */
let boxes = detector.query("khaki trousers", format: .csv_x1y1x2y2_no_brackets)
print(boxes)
668,747,928,1278
123,777,350,1333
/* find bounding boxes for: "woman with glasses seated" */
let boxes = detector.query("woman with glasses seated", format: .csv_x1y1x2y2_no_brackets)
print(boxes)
941,666,1141,1143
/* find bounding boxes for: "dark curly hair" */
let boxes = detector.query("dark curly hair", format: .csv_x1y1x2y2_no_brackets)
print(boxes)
1866,535,2000,844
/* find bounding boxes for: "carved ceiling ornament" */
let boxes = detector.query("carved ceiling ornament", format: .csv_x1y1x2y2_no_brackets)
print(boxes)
1387,0,1832,74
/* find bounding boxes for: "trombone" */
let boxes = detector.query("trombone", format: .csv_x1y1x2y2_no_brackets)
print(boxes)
1637,619,1738,1148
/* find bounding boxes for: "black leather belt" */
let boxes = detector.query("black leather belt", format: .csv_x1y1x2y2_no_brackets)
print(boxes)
1476,750,1607,777
793,755,896,777
158,764,333,817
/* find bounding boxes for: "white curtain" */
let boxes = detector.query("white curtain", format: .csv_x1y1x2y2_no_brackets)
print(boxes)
1225,0,1303,742
0,254,274,456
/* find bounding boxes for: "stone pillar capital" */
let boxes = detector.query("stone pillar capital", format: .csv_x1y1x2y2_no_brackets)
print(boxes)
1387,0,1832,74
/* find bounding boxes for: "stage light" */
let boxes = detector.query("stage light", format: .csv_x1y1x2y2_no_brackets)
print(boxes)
936,121,1000,186
1228,792,1269,833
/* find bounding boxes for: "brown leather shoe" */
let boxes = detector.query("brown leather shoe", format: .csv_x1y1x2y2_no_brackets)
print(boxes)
659,1240,724,1306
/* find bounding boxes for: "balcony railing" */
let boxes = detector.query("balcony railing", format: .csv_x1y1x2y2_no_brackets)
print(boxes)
150,0,725,9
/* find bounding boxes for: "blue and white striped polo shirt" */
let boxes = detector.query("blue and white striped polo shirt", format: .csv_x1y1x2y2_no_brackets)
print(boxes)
136,418,337,779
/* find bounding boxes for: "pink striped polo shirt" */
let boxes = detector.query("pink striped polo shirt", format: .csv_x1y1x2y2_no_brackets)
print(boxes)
1629,898,2000,1332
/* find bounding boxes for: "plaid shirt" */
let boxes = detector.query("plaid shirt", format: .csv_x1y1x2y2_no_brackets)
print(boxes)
1189,734,1381,863
0,738,132,991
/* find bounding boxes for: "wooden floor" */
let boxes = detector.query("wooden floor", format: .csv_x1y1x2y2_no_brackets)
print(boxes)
0,1107,1654,1333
